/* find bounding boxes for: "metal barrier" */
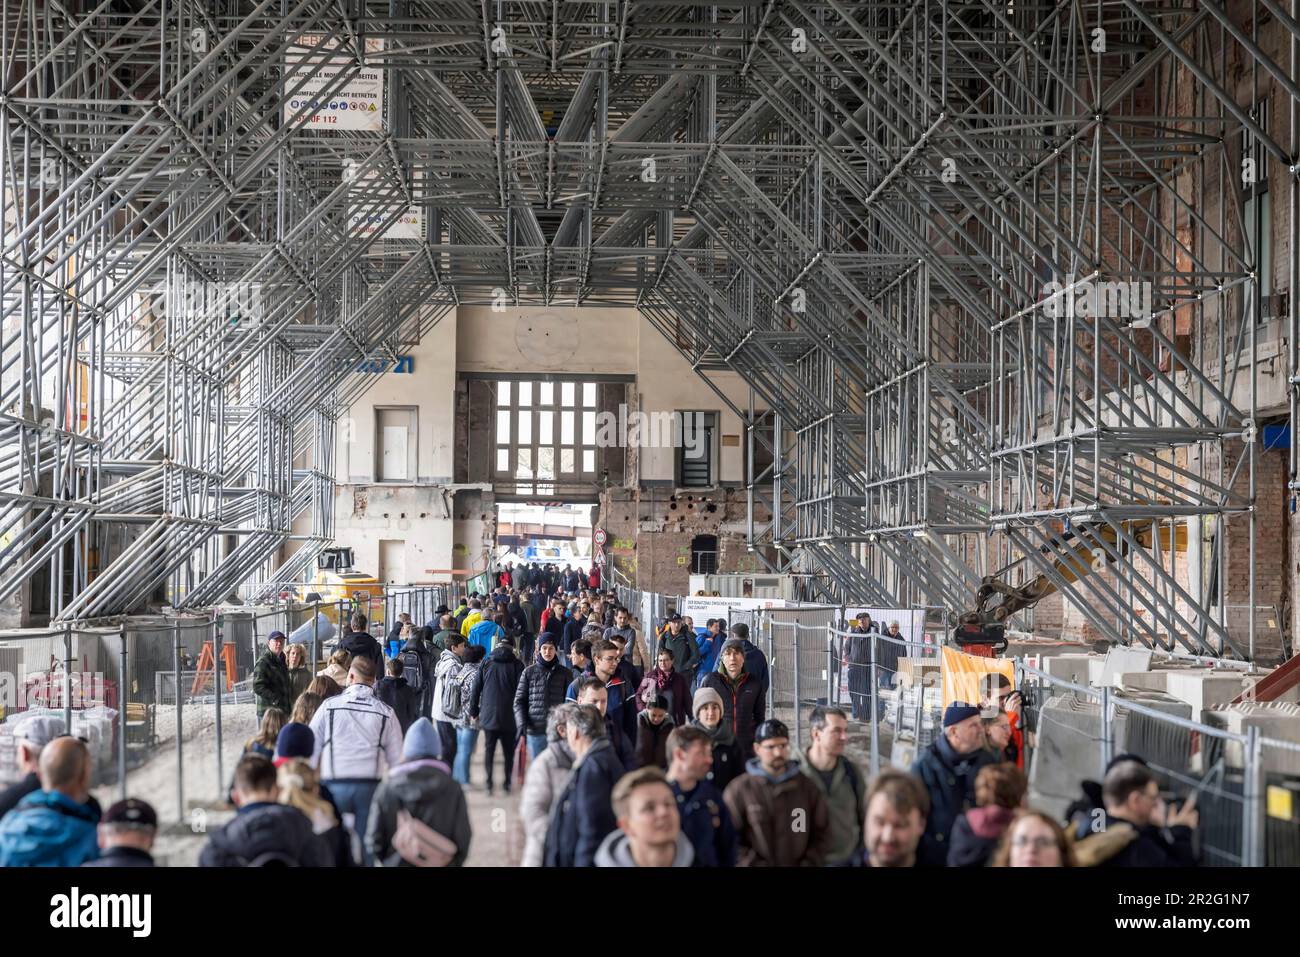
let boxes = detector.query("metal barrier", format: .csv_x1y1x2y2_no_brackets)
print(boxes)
0,584,446,836
609,584,1294,868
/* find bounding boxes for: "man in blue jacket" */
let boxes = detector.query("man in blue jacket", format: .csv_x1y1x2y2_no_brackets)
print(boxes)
694,619,724,691
910,702,997,867
0,737,100,866
566,638,638,746
666,724,737,866
544,704,625,866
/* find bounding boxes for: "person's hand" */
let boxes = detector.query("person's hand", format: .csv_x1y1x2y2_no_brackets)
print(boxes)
1003,690,1022,714
1166,792,1199,829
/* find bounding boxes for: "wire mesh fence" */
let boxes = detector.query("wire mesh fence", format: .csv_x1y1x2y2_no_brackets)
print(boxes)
611,585,1288,867
0,585,446,833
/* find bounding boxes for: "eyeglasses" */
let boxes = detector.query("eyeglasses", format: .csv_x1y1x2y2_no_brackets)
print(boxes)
1011,836,1057,850
598,655,620,664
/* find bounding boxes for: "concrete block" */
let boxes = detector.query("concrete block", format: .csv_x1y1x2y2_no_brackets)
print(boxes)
1116,670,1169,692
1087,657,1105,686
1164,671,1252,713
1041,654,1095,688
1099,646,1152,687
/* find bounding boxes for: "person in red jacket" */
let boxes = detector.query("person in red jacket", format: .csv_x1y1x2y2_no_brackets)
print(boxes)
981,674,1024,768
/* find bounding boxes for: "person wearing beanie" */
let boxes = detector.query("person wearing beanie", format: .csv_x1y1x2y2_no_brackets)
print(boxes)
514,634,574,759
688,686,745,791
633,693,676,770
722,719,829,867
910,701,997,866
699,638,766,759
366,718,472,867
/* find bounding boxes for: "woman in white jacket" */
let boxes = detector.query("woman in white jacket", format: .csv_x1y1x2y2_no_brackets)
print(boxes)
520,701,579,867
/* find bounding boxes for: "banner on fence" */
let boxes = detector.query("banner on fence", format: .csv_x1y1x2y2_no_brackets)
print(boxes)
677,595,788,623
940,646,1015,707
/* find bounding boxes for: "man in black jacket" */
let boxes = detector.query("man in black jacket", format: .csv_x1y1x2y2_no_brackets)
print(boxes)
82,799,158,867
199,755,330,866
514,635,573,758
339,611,382,668
375,658,421,734
1075,759,1199,867
253,631,293,721
470,638,526,795
544,704,625,867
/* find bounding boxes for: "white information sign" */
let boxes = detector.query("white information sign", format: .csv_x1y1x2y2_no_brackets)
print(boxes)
284,35,385,132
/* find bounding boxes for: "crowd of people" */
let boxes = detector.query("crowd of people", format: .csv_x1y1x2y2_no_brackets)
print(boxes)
0,569,1202,868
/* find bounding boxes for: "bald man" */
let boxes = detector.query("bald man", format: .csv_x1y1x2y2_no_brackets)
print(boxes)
0,736,101,866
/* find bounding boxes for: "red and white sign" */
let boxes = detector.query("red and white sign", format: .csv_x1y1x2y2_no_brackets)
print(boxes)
593,527,607,547
592,548,607,566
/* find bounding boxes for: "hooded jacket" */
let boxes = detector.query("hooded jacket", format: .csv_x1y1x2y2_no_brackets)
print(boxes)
689,717,746,792
1072,811,1198,867
308,682,405,781
471,643,526,733
634,710,676,769
594,829,696,867
339,630,382,668
672,777,738,867
519,598,541,636
199,802,331,867
432,649,465,723
365,758,472,867
792,748,866,865
699,667,765,758
910,733,999,867
520,740,575,867
0,790,100,867
544,737,625,867
694,631,721,687
514,654,573,736
947,805,1016,868
723,757,830,867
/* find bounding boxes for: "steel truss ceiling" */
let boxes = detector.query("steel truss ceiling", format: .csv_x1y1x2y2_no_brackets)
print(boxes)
3,1,1297,659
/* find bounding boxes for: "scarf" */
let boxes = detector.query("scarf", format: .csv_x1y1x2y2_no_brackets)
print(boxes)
690,716,736,747
654,667,672,691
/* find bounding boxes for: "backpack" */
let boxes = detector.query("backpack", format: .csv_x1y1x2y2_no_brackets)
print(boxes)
440,663,465,717
392,809,457,866
399,648,426,692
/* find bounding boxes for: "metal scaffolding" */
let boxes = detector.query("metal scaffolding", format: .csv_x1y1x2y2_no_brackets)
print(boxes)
2,2,1296,659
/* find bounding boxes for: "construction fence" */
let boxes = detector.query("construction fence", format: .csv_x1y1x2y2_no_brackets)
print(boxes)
615,582,1300,867
0,585,447,831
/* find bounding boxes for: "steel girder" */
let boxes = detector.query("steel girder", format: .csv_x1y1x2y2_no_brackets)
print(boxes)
2,2,1295,660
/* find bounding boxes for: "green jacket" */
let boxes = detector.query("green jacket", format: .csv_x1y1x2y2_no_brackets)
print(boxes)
792,748,866,865
253,651,293,718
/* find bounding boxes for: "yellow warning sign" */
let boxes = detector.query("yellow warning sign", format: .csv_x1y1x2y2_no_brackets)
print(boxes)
1267,784,1294,820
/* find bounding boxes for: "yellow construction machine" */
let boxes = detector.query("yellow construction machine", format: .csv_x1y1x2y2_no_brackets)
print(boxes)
955,518,1187,655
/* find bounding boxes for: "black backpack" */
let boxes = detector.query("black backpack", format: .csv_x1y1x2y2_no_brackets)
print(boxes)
399,647,426,692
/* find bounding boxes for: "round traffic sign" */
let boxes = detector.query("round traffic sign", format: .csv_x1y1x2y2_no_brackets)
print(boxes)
594,527,607,546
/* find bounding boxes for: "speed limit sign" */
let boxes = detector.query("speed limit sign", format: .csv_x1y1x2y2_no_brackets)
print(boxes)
594,527,608,547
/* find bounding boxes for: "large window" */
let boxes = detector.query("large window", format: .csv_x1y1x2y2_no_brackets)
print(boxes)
677,410,717,488
495,379,599,495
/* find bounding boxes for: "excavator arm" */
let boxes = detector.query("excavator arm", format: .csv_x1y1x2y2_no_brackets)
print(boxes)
954,519,1186,654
